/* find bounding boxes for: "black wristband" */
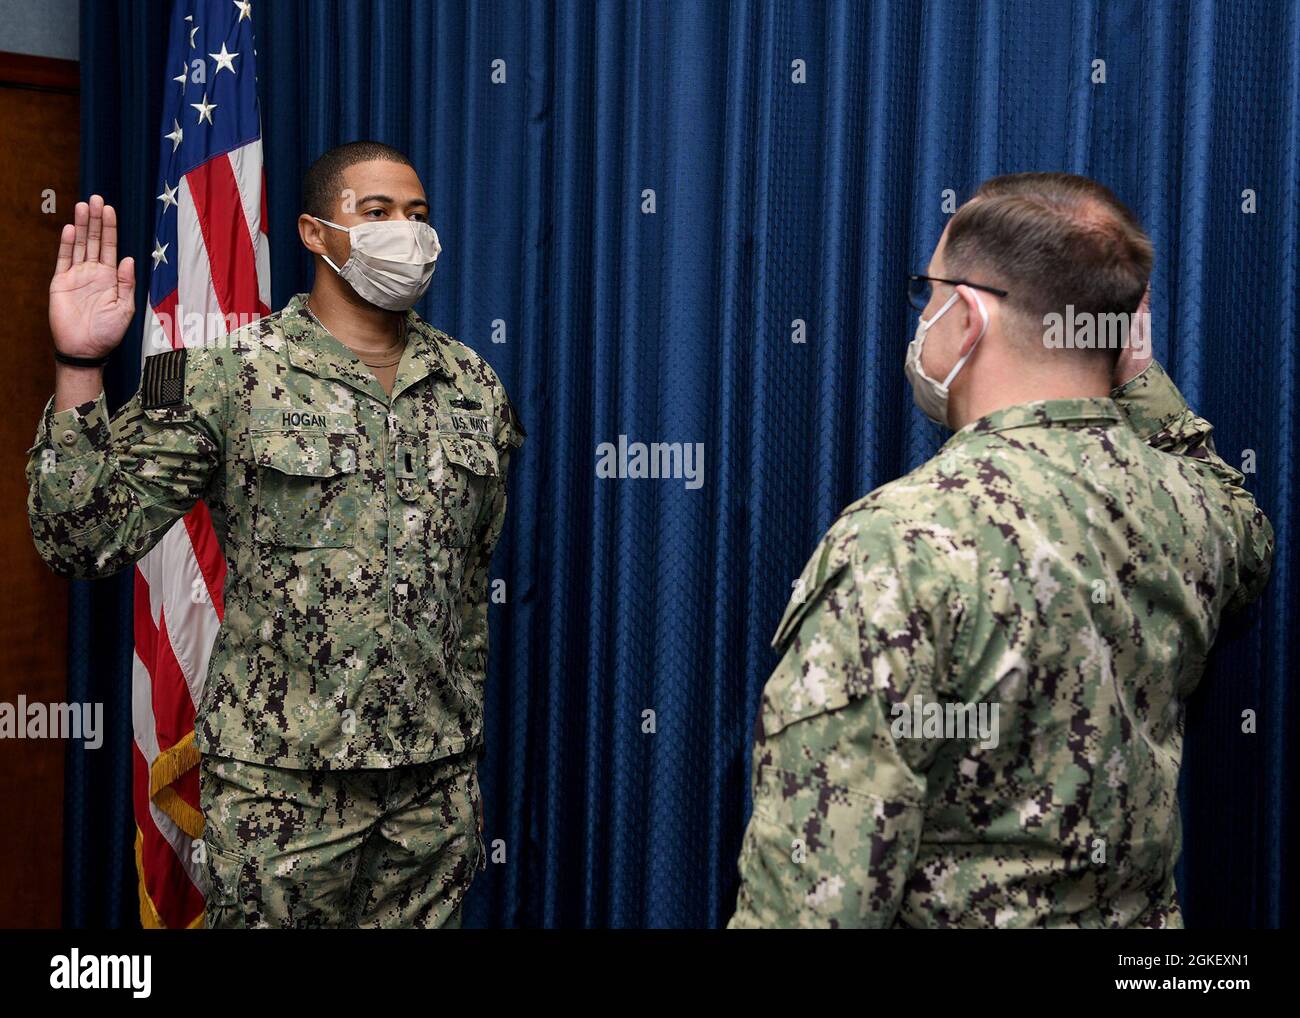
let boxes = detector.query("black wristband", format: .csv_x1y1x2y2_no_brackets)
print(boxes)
54,349,110,367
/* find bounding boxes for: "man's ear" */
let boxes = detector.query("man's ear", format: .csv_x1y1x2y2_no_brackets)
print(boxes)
954,285,990,357
298,213,332,257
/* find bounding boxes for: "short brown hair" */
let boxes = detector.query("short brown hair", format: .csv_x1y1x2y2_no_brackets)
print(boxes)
943,173,1152,333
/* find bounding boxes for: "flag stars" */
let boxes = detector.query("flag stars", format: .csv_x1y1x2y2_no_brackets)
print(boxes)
189,24,200,49
157,182,179,212
190,92,217,125
152,240,169,268
210,43,239,74
234,1,252,21
173,63,187,87
165,118,183,151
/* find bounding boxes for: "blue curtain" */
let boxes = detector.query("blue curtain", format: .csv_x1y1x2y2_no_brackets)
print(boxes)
72,0,1295,928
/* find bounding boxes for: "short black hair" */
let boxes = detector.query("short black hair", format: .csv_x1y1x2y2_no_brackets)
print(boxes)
302,140,416,220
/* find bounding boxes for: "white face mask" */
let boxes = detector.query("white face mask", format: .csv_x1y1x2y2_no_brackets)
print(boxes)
904,289,989,428
313,217,442,311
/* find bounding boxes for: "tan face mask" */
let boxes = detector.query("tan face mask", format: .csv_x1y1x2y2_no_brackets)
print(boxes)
904,289,988,428
314,217,442,311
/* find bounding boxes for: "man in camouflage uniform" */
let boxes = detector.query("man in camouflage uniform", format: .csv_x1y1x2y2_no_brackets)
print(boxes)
27,142,522,927
728,173,1273,928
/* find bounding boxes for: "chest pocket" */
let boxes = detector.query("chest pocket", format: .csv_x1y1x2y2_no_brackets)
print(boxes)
251,430,360,548
435,432,499,546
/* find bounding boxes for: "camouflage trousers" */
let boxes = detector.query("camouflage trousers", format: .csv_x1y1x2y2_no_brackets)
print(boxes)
200,749,485,929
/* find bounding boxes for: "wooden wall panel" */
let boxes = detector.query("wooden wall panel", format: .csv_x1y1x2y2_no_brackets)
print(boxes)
0,50,79,929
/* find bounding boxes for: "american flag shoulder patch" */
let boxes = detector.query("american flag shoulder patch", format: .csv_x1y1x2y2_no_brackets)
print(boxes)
141,348,187,409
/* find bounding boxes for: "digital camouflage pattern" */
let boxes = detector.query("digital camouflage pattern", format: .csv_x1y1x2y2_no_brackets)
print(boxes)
729,362,1273,928
26,292,523,770
201,749,484,928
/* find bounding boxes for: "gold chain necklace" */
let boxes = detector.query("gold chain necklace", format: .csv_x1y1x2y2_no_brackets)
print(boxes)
305,296,407,367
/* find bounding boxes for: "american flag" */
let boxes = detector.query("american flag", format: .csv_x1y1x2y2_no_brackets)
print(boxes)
133,0,269,929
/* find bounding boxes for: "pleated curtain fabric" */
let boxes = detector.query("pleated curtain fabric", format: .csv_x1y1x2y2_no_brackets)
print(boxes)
72,0,1294,928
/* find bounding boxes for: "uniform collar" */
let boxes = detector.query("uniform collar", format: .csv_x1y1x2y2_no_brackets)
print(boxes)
941,397,1122,451
281,292,454,404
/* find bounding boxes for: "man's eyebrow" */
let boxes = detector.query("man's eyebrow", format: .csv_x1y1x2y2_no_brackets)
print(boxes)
355,194,428,208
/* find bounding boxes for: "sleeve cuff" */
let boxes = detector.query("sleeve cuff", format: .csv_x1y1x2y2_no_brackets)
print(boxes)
1110,361,1189,440
37,391,112,458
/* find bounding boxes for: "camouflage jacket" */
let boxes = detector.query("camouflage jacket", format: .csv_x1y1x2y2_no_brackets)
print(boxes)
729,362,1273,928
26,293,523,770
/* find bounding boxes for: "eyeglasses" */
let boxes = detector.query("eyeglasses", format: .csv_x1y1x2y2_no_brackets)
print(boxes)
908,274,1008,312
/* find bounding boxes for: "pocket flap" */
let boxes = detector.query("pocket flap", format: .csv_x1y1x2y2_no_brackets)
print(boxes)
252,430,357,478
440,434,499,477
763,536,857,738
761,670,857,738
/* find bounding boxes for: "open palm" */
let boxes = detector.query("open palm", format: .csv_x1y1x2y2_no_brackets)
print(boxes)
49,195,136,359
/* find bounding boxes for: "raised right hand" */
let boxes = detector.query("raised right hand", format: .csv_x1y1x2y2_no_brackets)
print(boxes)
49,195,136,360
